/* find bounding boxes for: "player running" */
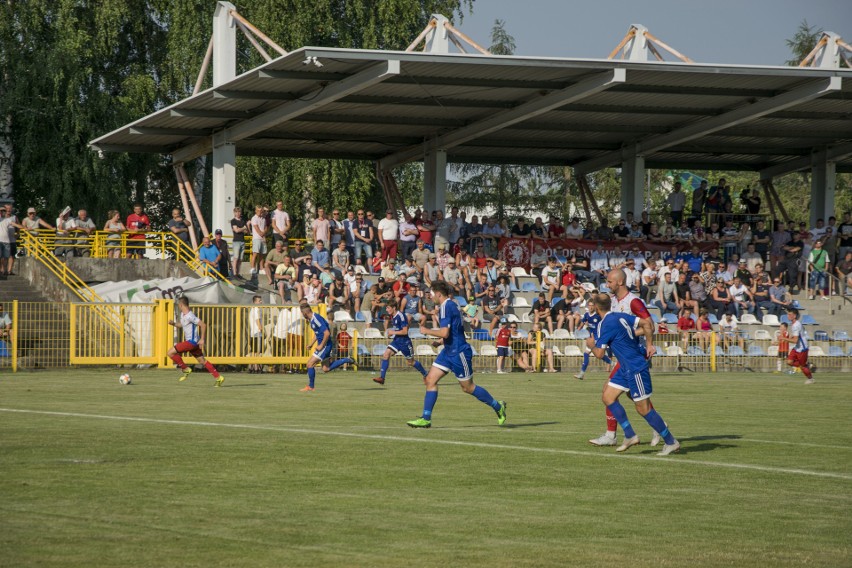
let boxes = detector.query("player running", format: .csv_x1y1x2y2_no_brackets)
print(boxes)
586,293,680,455
574,303,613,380
300,303,355,392
407,281,507,428
589,268,663,447
785,308,815,384
168,296,224,387
372,299,429,385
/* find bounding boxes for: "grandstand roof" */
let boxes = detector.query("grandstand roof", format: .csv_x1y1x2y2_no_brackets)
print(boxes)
91,47,852,174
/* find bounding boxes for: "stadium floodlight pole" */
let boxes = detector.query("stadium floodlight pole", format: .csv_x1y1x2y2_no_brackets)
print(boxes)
573,76,842,174
378,68,627,171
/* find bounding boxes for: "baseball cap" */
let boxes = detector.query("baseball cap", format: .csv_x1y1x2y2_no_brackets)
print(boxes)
377,277,385,283
500,317,508,324
214,229,223,235
738,259,746,264
429,253,436,259
448,258,455,264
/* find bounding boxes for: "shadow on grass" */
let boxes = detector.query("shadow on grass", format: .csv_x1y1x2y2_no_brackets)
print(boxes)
222,383,267,388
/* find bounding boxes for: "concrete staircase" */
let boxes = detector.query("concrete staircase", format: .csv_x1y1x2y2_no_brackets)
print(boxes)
0,274,71,368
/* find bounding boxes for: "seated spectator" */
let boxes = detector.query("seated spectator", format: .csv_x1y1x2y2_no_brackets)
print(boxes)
728,276,754,317
709,279,735,320
676,307,696,351
198,236,221,276
516,322,557,373
694,309,712,351
326,274,350,312
718,313,744,350
265,241,289,287
687,273,707,317
529,244,547,278
423,253,441,287
0,211,23,276
303,275,324,305
332,240,350,276
654,271,679,314
834,251,852,295
311,240,330,271
480,285,507,334
400,279,423,324
288,240,307,263
443,258,466,297
274,256,297,303
213,229,231,277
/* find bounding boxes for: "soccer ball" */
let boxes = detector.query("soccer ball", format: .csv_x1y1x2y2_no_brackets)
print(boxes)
119,373,132,385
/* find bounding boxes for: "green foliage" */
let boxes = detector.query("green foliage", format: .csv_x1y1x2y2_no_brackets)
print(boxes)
784,19,822,66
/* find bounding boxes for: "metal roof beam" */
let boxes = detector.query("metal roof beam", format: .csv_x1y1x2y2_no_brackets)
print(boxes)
213,89,298,101
171,60,401,164
379,68,626,169
170,109,256,119
574,76,842,173
89,143,171,153
759,141,852,179
129,127,210,137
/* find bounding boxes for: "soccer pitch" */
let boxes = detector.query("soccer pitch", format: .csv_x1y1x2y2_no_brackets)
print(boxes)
0,368,849,567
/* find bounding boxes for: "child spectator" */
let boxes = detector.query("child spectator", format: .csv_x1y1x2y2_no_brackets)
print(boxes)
774,322,790,374
336,323,351,370
495,318,512,374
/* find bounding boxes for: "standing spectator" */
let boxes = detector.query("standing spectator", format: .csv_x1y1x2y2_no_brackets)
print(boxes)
837,212,852,261
565,217,584,238
328,209,344,249
778,231,804,291
311,208,330,247
342,210,356,262
834,251,852,295
271,201,291,247
54,206,76,259
667,182,686,225
198,235,221,276
495,319,512,374
352,210,374,268
751,219,770,262
125,203,150,259
742,187,761,219
71,210,95,258
250,205,269,279
416,211,436,251
691,180,707,220
510,216,532,239
213,230,231,277
0,210,23,276
22,207,54,236
398,212,419,260
807,239,830,300
378,209,399,261
248,295,264,374
103,210,125,259
548,216,566,239
230,207,247,278
530,217,549,240
167,208,192,247
3,205,18,273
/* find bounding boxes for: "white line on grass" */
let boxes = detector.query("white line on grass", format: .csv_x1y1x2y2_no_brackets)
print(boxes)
2,408,850,481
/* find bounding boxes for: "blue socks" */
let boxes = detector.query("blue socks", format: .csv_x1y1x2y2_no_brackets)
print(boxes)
380,359,389,379
307,367,316,388
327,358,347,372
413,361,427,377
606,402,636,438
422,390,438,419
471,385,501,411
603,355,612,365
582,352,590,372
643,409,675,445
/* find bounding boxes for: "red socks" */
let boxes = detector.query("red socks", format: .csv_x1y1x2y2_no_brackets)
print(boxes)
204,361,220,378
170,354,187,370
605,407,617,433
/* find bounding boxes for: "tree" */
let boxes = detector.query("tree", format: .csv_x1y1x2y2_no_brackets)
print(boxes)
785,19,822,66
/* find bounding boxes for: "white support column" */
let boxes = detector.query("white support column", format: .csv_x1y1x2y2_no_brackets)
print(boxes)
621,154,645,218
425,14,450,54
423,150,447,213
625,24,650,61
810,150,836,227
212,1,237,237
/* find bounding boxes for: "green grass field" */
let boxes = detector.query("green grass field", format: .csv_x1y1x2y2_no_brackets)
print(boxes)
0,367,850,567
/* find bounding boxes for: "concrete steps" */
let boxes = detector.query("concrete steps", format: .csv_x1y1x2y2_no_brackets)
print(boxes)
0,274,71,368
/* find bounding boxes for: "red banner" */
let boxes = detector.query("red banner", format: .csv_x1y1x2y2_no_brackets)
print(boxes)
498,238,717,270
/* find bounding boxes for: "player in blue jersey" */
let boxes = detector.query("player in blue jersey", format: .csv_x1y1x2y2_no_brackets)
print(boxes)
586,293,680,455
407,281,507,428
299,303,355,391
574,304,613,380
372,299,428,385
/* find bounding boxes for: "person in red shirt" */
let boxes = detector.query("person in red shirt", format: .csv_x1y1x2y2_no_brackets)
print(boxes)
125,203,150,259
336,323,352,370
774,322,789,373
495,318,513,374
676,307,696,351
548,216,566,239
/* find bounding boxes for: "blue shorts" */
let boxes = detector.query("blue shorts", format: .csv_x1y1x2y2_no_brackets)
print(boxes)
497,346,510,357
434,346,474,381
389,337,414,359
608,366,653,402
312,342,333,361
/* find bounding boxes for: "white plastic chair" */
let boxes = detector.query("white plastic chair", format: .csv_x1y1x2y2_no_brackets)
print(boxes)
739,314,758,325
504,314,520,323
512,297,531,308
562,345,583,356
479,345,499,357
511,267,529,277
665,345,684,356
362,327,383,339
415,344,437,356
333,311,353,323
753,329,772,340
809,345,826,356
762,315,781,326
551,329,571,339
521,313,533,323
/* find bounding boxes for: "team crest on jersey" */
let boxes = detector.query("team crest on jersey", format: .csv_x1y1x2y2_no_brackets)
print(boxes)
501,239,530,267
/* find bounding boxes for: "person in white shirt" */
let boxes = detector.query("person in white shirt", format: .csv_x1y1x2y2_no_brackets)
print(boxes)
377,209,399,261
624,259,642,293
271,201,291,246
718,313,744,350
565,217,584,238
608,246,626,270
785,308,815,383
73,209,96,257
628,247,647,271
311,208,330,247
398,212,419,260
248,295,264,374
250,205,268,277
809,218,827,242
666,182,687,225
728,276,754,317
640,264,658,303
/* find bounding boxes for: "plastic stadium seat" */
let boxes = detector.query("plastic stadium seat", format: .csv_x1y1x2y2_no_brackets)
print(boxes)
408,329,425,340
540,329,551,339
371,344,388,356
504,314,520,323
415,344,437,356
362,327,384,339
357,345,370,357
574,328,591,340
333,311,353,322
753,329,772,340
768,346,779,356
728,346,746,356
747,345,766,356
714,346,726,356
663,313,678,324
739,314,759,325
828,345,845,357
562,345,583,356
355,311,372,323
511,267,529,277
813,331,829,341
780,314,791,325
580,283,597,293
551,329,571,339
651,314,660,324
832,330,850,341
480,345,498,357
847,345,852,357
472,329,491,341
708,314,719,324
521,282,538,292
455,296,467,307
665,346,684,356
686,346,705,356
510,283,520,292
802,315,817,325
512,297,531,308
521,313,533,323
550,346,562,356
762,315,781,326
809,346,826,356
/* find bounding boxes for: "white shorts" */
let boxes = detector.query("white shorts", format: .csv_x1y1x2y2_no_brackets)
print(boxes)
252,238,268,254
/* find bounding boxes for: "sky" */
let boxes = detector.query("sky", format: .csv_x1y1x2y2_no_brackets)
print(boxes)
455,0,852,66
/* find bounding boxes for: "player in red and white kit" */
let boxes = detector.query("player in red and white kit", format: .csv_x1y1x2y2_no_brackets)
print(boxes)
589,268,663,450
785,308,815,384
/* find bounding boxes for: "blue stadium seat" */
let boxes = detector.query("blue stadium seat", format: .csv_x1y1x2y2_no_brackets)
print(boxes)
832,330,849,341
510,283,520,292
354,311,367,322
455,296,468,307
780,314,791,325
574,329,591,340
846,345,852,357
472,329,491,341
828,345,845,357
813,330,829,341
801,315,817,325
686,346,705,356
715,346,726,356
663,313,678,324
521,282,538,292
408,329,425,340
728,346,746,356
747,345,766,356
651,314,660,324
708,314,718,324
357,345,370,357
371,344,388,356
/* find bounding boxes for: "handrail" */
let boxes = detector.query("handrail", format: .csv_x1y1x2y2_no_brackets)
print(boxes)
804,262,852,315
